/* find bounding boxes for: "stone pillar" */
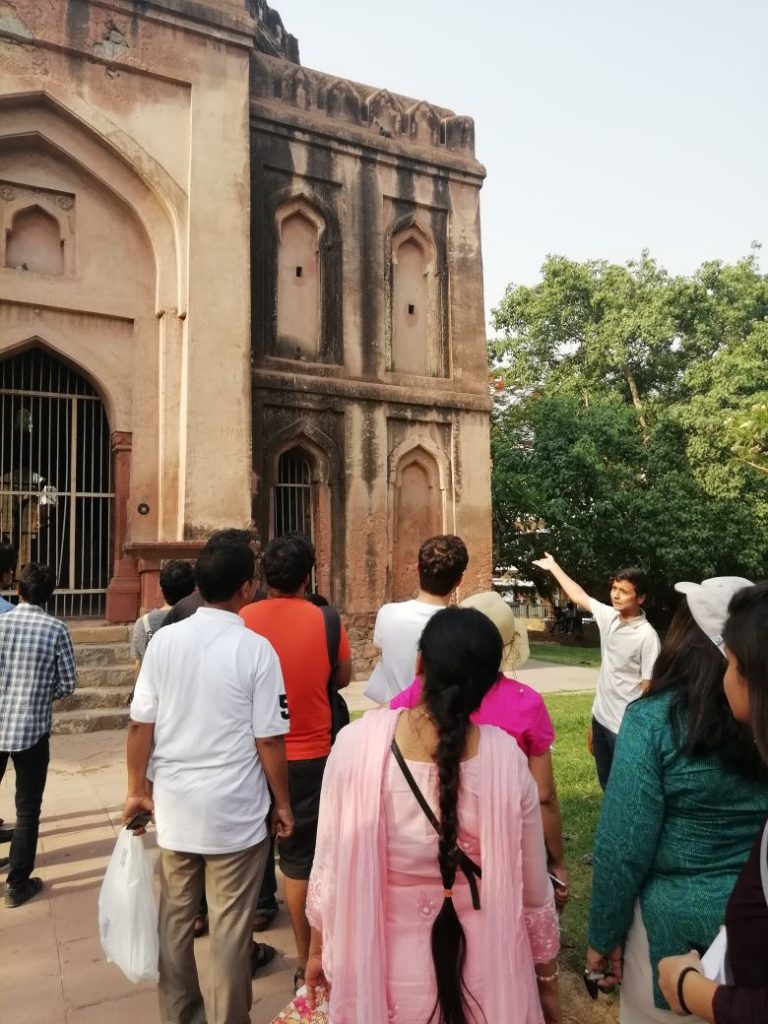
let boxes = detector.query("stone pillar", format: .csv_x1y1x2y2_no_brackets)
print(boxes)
313,483,332,601
105,430,140,623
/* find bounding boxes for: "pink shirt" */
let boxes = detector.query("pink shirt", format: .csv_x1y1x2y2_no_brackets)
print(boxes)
390,673,555,758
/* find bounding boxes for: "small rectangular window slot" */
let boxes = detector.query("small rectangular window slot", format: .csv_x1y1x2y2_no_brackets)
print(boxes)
295,266,303,278
408,304,415,315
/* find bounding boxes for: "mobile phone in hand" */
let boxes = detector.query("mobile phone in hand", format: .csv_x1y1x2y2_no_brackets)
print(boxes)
548,872,567,890
126,810,151,832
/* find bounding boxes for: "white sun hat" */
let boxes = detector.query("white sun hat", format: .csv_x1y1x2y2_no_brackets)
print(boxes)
459,590,530,672
674,576,753,653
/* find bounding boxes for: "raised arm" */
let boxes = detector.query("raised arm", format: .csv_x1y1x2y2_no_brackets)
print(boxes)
532,553,592,612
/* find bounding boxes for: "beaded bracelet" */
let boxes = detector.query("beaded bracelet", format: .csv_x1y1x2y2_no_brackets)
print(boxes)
677,966,700,1015
536,964,560,983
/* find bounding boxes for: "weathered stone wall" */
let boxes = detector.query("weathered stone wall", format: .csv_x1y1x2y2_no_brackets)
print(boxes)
0,0,273,616
249,50,493,628
0,0,493,633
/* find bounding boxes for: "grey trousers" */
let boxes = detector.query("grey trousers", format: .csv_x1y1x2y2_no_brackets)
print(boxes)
158,838,270,1024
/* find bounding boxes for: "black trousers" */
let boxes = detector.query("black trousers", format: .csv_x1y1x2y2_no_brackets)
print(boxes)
591,716,617,792
0,733,50,889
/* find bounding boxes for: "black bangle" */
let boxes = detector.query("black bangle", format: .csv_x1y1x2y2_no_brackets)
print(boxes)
677,966,700,1015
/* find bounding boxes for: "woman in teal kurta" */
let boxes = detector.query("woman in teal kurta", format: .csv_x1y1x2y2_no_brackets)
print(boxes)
586,593,768,1023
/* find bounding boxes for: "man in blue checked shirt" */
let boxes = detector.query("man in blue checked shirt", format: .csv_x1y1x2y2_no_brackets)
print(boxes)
0,563,77,907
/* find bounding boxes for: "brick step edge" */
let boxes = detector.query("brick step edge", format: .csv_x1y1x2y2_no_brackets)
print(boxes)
75,643,134,666
76,667,136,688
68,625,132,644
52,709,130,734
57,687,133,711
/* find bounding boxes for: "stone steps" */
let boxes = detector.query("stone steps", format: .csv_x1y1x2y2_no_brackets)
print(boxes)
52,622,135,734
76,665,136,688
75,642,133,666
57,686,133,712
53,707,131,734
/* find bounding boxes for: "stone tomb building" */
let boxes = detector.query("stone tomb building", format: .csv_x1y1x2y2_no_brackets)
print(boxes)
0,0,491,667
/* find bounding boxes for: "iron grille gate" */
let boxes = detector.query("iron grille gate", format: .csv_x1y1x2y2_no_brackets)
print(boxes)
274,449,313,539
273,449,316,590
0,349,114,617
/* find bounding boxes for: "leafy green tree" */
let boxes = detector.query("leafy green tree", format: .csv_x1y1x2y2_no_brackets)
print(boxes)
491,249,768,608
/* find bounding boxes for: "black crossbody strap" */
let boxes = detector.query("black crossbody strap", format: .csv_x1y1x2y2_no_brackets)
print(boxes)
390,738,482,910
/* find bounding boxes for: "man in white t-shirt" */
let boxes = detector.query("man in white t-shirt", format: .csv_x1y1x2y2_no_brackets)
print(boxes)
365,535,469,703
532,553,660,789
123,542,294,1024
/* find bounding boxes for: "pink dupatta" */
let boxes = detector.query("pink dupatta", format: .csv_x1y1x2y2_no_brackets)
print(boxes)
306,709,556,1024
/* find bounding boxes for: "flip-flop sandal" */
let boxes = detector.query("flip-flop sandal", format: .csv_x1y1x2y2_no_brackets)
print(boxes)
193,915,208,938
251,942,277,976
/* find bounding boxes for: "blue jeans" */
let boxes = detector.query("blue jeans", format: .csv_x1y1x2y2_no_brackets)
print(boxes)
592,716,617,791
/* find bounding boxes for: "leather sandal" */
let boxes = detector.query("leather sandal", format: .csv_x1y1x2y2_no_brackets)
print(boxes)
250,942,276,976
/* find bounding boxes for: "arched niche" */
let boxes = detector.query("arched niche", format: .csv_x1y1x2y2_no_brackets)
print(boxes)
281,67,316,110
390,443,445,601
407,101,442,147
390,222,438,375
5,203,67,275
0,85,183,313
367,89,403,136
275,197,325,360
324,79,361,124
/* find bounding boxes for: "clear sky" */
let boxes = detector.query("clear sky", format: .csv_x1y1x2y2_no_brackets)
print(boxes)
275,0,768,327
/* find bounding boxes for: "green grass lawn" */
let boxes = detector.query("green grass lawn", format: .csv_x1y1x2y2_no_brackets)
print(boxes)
545,691,601,971
530,641,602,669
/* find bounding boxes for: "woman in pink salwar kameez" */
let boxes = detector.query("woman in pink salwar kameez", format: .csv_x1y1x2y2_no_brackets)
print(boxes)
305,607,561,1024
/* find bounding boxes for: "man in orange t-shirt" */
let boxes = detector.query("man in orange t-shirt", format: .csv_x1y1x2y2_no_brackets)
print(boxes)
240,532,351,989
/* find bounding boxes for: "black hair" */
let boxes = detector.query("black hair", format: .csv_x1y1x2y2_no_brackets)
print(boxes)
0,543,17,576
19,563,56,605
194,543,255,603
723,581,768,766
204,528,258,551
419,607,502,1024
262,532,315,593
610,567,649,598
306,592,329,607
418,536,469,597
159,560,196,606
645,599,765,779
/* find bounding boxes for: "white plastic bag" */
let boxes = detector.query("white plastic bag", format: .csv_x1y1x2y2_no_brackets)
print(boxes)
98,827,159,983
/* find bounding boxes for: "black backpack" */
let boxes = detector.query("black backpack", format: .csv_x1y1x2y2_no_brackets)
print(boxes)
320,604,350,743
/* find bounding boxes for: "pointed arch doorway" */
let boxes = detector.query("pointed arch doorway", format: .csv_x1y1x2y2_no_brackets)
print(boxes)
0,347,114,617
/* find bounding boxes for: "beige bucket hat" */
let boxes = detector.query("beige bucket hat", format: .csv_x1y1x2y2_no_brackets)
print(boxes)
459,590,530,673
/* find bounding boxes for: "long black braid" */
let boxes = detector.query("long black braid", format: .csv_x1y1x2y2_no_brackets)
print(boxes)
419,607,503,1024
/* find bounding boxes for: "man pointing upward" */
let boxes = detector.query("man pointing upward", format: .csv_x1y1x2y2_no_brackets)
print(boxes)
532,553,660,790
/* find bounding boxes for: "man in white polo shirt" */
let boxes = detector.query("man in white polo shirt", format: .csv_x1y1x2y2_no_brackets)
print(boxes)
533,552,660,789
365,535,469,703
123,541,294,1024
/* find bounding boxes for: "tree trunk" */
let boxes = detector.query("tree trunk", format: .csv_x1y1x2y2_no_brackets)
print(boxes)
625,370,648,434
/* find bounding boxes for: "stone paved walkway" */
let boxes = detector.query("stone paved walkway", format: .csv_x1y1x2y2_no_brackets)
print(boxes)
2,663,597,1024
